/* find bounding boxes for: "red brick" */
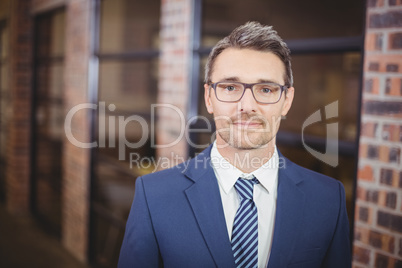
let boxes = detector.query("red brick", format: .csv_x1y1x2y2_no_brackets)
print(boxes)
158,0,192,160
374,252,401,268
358,165,374,181
354,226,370,244
384,77,402,96
6,0,33,215
379,145,390,162
364,77,380,94
382,124,402,142
375,253,390,268
358,205,373,224
356,186,367,201
363,101,402,118
385,192,397,209
377,210,402,233
386,63,399,72
389,32,402,49
369,61,380,71
61,0,92,263
368,144,380,159
369,230,395,253
364,54,402,73
369,11,402,28
353,245,371,264
380,168,394,186
367,189,380,204
400,171,402,188
388,147,401,164
359,143,368,158
366,32,383,51
356,3,402,268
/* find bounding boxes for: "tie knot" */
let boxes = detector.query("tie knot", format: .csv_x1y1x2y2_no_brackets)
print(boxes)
234,177,259,200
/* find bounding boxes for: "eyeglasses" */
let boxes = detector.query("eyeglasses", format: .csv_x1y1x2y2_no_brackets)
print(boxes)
209,81,288,104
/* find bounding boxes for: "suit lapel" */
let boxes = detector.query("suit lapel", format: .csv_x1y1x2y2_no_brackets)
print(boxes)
267,156,305,268
183,148,305,268
184,149,236,268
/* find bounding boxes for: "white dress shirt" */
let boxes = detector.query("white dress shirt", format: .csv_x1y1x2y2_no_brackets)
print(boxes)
210,142,279,268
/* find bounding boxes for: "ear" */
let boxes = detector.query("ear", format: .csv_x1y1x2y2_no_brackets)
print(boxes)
281,87,294,116
204,84,214,114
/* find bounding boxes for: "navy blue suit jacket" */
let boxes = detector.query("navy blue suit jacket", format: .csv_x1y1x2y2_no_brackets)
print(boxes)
118,146,351,268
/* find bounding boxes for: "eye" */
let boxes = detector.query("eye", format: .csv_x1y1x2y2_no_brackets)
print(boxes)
261,87,272,93
256,84,280,94
226,85,236,91
217,83,241,92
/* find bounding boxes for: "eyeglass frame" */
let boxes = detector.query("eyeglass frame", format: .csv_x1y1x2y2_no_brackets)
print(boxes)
208,81,289,104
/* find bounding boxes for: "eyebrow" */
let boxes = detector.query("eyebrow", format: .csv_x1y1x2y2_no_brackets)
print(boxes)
256,79,281,84
219,76,281,84
219,76,240,82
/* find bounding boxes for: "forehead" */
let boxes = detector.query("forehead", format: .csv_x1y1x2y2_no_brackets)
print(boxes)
212,48,286,84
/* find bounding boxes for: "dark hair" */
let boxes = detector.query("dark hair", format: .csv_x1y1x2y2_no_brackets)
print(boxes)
204,21,293,87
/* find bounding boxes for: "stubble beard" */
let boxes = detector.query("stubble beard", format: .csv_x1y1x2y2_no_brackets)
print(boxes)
218,128,272,149
215,113,280,150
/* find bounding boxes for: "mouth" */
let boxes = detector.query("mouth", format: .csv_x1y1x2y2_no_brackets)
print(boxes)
233,121,264,129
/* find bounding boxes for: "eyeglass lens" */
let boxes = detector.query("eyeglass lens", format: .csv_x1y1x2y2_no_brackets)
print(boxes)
215,82,282,103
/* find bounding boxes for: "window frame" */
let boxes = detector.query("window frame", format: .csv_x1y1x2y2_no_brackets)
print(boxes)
188,0,366,249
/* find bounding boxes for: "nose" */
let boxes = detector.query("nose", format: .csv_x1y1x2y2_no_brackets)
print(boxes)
239,88,257,113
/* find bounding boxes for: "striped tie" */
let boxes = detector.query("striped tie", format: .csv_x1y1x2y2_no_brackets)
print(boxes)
231,177,259,268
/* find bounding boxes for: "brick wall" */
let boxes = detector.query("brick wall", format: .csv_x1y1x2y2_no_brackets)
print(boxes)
6,0,33,215
157,0,194,164
24,0,93,262
62,0,92,263
353,1,402,267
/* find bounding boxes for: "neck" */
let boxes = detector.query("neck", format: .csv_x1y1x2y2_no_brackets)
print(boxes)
215,138,276,173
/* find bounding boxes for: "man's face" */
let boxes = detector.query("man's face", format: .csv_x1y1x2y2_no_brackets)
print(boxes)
204,48,294,150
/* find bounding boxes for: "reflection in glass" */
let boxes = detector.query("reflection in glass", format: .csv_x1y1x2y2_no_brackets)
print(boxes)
281,52,361,142
202,0,364,43
93,59,158,267
32,10,66,237
100,0,160,53
195,51,361,236
92,1,160,265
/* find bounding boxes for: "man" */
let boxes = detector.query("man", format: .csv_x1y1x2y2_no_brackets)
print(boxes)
118,21,351,268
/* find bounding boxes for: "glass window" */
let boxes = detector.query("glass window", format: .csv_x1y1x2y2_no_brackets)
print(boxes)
32,9,66,237
100,0,160,53
201,0,365,43
278,52,361,232
281,52,361,142
194,0,365,237
98,60,158,113
91,1,160,266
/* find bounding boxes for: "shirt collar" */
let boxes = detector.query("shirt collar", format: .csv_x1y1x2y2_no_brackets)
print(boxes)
210,141,279,195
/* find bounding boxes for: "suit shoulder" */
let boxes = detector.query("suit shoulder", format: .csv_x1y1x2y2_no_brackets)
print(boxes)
283,157,344,198
282,158,346,216
289,159,339,184
141,160,189,180
138,160,192,195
